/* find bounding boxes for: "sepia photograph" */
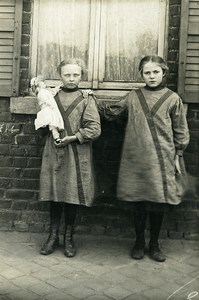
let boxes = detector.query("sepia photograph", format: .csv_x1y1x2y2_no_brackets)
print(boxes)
0,0,199,299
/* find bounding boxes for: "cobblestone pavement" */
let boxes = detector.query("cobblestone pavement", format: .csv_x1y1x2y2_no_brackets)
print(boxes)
0,231,198,300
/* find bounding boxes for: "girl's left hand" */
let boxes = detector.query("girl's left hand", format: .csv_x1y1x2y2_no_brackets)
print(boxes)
175,154,181,175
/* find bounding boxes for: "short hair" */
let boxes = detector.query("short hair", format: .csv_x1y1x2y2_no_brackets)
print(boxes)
139,55,169,76
57,58,86,76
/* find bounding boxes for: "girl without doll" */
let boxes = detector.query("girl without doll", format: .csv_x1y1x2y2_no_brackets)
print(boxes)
98,55,190,262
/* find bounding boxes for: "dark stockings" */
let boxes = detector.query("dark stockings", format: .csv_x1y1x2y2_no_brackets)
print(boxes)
133,202,147,249
64,203,77,257
64,203,77,226
132,202,166,261
50,202,63,233
149,209,164,246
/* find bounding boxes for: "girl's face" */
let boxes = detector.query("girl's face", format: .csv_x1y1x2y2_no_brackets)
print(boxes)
142,62,164,88
60,64,82,89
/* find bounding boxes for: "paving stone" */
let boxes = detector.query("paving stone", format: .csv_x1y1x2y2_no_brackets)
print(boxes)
141,287,170,300
65,284,96,299
84,277,115,292
103,285,133,300
28,281,59,296
0,295,11,300
10,275,41,288
85,295,112,300
31,269,61,281
14,261,48,274
43,290,76,300
0,232,199,300
46,276,75,290
0,267,24,280
123,293,150,300
6,289,42,300
120,278,151,293
0,279,21,295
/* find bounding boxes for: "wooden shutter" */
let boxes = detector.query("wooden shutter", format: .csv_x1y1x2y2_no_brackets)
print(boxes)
0,0,22,97
178,0,199,103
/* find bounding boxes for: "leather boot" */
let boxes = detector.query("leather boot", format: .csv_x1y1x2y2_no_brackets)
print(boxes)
131,203,147,260
149,210,166,262
40,228,59,255
149,242,166,262
40,202,62,255
64,225,76,257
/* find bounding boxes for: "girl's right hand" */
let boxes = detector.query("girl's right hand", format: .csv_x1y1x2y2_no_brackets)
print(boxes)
54,135,77,147
175,154,181,175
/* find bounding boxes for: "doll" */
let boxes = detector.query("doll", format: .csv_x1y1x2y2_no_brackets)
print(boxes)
31,76,64,144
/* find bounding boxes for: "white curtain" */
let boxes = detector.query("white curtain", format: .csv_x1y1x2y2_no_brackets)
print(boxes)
36,0,91,79
104,0,160,81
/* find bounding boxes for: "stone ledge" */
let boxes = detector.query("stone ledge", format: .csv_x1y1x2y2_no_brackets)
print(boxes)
10,96,39,114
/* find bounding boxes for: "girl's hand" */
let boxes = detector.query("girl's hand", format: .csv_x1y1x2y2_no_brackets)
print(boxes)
82,89,92,98
175,154,181,175
54,135,77,147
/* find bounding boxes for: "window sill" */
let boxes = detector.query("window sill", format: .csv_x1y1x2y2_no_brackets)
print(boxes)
10,96,39,114
10,90,131,114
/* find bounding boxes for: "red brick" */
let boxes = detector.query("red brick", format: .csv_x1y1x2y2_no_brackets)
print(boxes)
0,156,13,167
0,145,9,155
24,179,39,190
5,189,35,200
14,157,27,167
168,231,183,239
22,12,31,24
28,158,42,168
20,168,40,179
0,112,12,122
0,221,13,231
0,178,11,189
22,24,31,34
0,167,21,178
0,210,20,221
0,200,12,209
9,145,38,156
12,200,28,210
184,211,198,221
184,233,199,240
21,211,49,223
14,221,29,232
29,223,45,233
12,179,25,189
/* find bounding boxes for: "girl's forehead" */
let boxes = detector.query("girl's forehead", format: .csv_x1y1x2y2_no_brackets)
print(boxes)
143,62,162,71
61,64,81,73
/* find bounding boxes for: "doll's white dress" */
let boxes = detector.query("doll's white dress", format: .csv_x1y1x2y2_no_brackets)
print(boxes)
35,88,64,131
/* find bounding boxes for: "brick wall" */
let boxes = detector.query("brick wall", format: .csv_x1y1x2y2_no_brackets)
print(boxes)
0,0,198,239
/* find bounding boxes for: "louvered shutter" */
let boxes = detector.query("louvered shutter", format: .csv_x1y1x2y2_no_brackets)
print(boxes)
178,0,199,103
0,0,22,97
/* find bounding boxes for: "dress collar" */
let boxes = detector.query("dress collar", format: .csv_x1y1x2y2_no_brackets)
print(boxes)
144,84,165,91
61,86,79,93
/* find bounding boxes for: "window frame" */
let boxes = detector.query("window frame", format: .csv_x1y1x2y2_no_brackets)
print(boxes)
30,0,169,90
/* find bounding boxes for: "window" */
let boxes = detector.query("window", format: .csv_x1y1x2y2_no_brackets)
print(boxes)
31,0,168,90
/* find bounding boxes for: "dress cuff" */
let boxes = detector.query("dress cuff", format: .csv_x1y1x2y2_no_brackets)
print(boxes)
75,132,84,144
176,149,183,156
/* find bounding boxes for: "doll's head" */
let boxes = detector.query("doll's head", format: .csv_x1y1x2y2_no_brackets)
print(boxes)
138,55,169,88
30,75,46,94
